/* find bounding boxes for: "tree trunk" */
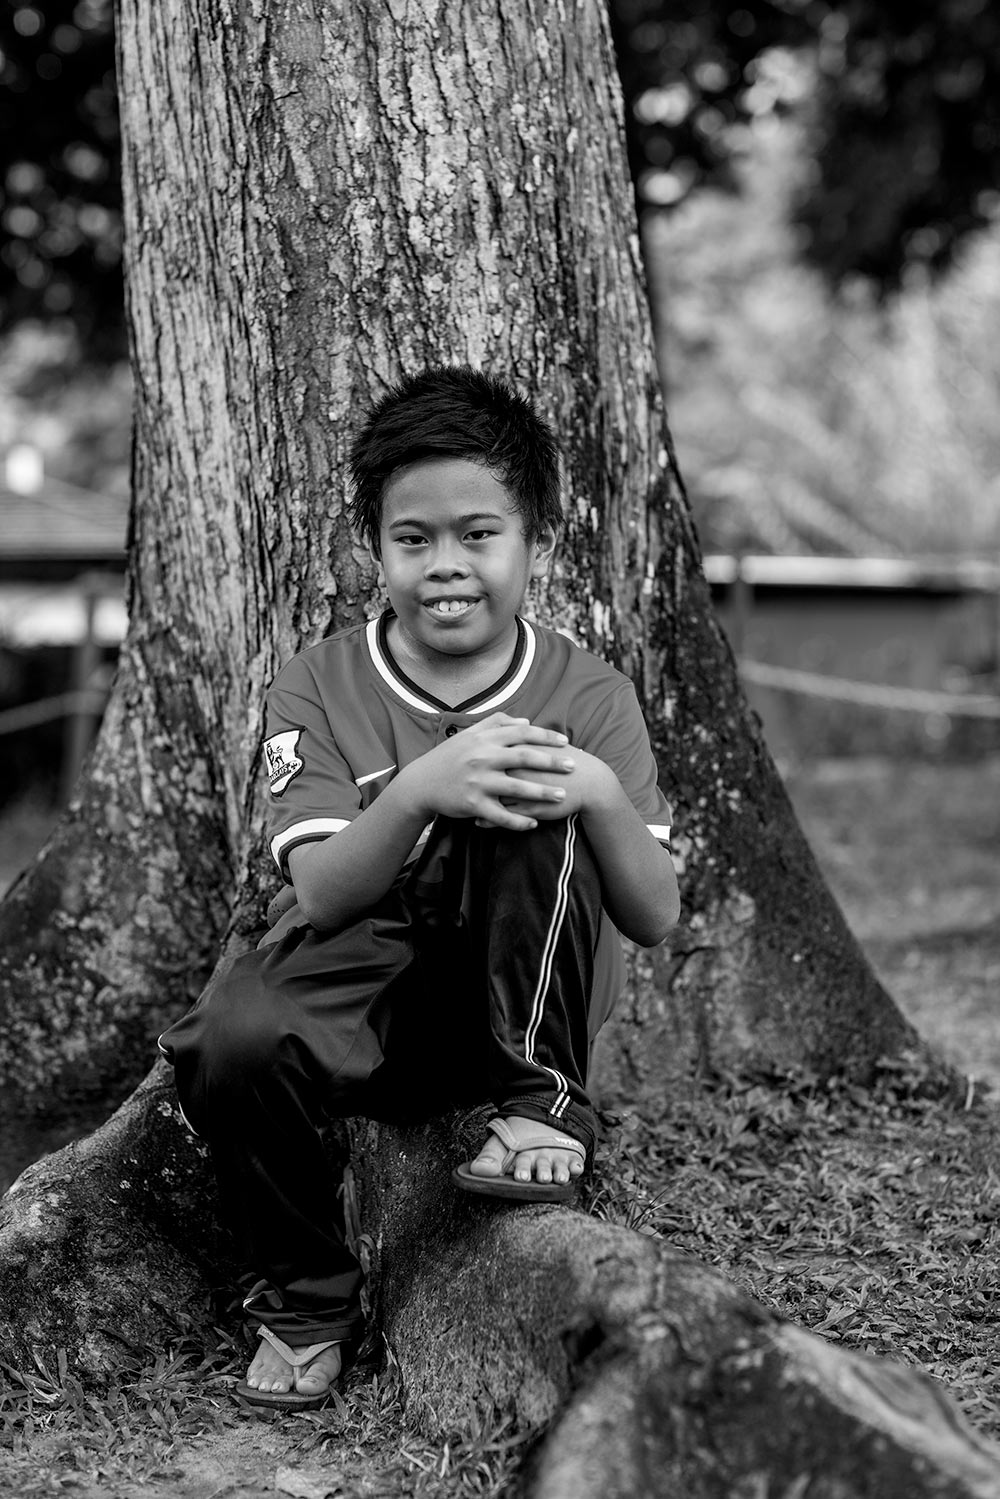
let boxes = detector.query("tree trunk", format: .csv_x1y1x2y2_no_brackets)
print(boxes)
3,1,981,1493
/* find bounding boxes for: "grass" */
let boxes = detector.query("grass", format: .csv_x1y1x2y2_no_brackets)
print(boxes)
588,1054,1000,1439
0,1325,536,1498
2,754,1000,1491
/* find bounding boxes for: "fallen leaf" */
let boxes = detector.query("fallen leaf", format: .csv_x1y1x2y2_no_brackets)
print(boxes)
274,1464,340,1499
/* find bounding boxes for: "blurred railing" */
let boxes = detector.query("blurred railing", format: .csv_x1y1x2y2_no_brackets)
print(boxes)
0,572,119,801
738,660,1000,718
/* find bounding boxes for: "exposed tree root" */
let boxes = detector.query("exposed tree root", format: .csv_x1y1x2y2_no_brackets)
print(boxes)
0,1068,229,1376
354,1114,1000,1496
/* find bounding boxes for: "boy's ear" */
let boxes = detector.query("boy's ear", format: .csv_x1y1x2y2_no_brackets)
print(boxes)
530,525,559,579
368,540,385,583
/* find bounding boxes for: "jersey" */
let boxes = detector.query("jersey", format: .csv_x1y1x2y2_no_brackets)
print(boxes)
260,611,673,1029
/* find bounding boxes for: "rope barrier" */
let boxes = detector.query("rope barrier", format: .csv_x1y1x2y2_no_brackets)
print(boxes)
0,690,108,738
739,659,1000,719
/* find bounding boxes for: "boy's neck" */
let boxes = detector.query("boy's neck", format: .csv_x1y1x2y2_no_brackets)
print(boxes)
384,612,522,708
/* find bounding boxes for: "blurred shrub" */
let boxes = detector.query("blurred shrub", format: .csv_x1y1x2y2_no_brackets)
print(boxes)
645,119,1000,560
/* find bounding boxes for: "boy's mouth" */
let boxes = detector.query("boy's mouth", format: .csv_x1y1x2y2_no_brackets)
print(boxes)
425,598,477,617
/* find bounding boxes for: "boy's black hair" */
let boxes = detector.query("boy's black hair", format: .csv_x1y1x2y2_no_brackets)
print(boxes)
348,365,562,552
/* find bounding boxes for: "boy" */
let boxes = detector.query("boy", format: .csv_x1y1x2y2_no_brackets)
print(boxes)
159,366,679,1408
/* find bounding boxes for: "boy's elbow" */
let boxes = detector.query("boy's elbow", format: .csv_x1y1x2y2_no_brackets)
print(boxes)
634,882,681,947
293,875,337,930
633,905,679,948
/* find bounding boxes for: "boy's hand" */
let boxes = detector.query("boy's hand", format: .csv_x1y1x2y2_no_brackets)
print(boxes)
265,883,298,927
401,713,576,831
497,744,616,821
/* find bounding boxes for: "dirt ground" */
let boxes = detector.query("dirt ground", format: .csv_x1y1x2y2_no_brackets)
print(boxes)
784,755,1000,1089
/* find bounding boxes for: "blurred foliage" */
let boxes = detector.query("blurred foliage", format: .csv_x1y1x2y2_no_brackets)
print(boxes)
610,0,1000,288
800,0,1000,288
0,322,129,491
609,0,814,204
645,119,1000,560
2,1,1000,359
0,0,121,360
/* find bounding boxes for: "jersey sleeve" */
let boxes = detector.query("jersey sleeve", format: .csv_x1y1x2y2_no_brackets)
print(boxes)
575,680,672,847
262,654,362,877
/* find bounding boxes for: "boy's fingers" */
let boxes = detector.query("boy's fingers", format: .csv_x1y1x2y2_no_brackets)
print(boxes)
499,799,562,820
515,727,570,746
473,807,537,831
503,748,574,772
489,775,566,803
266,884,297,925
482,717,568,747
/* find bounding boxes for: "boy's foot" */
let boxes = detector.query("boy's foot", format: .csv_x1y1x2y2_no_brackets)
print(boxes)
469,1115,585,1185
453,1115,586,1201
236,1328,342,1409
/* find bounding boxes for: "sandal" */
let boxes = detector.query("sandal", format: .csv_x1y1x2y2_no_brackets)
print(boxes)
451,1115,586,1202
235,1324,342,1410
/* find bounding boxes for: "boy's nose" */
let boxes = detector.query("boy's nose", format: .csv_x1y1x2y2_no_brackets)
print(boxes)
425,544,468,577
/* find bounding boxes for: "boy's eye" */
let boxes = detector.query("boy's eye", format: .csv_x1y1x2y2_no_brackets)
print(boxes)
396,534,427,547
465,529,495,542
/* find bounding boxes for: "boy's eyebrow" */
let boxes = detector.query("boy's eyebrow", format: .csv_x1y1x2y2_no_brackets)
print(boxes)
385,510,509,530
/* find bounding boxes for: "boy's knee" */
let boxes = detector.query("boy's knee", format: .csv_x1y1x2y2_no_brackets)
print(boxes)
493,818,600,890
166,972,293,1098
210,1003,290,1084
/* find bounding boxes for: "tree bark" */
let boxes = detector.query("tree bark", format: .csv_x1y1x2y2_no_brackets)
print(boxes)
3,1,980,1493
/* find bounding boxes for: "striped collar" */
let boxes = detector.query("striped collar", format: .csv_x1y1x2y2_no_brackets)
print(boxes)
364,611,537,715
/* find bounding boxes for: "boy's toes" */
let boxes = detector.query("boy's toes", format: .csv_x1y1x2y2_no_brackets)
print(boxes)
244,1338,341,1398
295,1345,342,1395
246,1347,292,1393
512,1149,579,1184
467,1136,506,1178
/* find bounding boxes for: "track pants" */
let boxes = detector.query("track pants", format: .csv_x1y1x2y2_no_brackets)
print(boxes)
159,815,605,1345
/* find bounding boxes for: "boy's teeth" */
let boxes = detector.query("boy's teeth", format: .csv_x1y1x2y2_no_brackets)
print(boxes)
431,599,471,614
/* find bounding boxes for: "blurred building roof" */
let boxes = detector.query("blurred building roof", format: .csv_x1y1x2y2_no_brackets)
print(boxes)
703,554,1000,593
2,473,128,567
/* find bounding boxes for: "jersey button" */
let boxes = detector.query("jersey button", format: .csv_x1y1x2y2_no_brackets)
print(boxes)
444,724,459,737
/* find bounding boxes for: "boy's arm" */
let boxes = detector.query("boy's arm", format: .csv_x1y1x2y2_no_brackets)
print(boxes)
287,780,433,929
503,748,679,946
289,713,575,930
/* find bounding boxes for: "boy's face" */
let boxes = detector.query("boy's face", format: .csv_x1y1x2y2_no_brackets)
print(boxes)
373,457,556,668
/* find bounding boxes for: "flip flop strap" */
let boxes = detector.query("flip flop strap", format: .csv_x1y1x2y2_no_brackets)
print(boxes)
257,1324,338,1369
487,1115,586,1168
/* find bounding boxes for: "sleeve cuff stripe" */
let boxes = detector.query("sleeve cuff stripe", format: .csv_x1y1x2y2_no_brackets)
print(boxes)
271,818,350,869
355,763,396,787
647,823,671,843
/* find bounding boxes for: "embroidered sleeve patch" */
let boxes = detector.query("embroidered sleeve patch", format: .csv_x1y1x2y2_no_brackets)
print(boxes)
264,728,305,796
